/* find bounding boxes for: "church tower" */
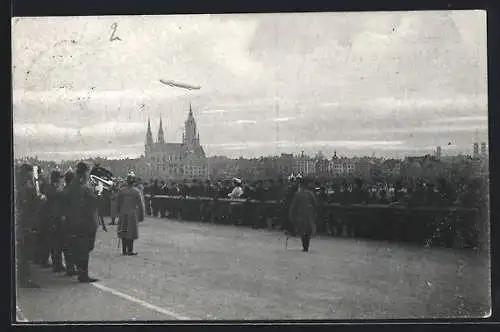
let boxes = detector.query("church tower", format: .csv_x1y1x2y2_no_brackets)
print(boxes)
183,103,199,150
145,118,154,157
157,116,165,144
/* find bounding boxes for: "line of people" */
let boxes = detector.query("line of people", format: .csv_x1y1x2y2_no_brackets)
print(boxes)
142,176,485,209
147,174,318,252
15,162,145,288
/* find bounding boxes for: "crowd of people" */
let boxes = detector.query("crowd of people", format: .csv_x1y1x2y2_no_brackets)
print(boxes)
15,161,488,289
15,162,145,289
137,174,487,249
141,175,487,208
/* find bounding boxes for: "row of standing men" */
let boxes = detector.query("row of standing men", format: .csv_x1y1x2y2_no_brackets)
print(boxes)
16,162,145,288
148,175,319,252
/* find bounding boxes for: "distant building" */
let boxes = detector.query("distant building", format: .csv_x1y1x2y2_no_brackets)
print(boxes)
481,142,487,157
329,152,355,177
293,151,315,175
436,146,442,160
381,159,401,177
354,158,372,178
144,104,208,180
473,142,480,159
470,158,482,175
315,159,330,175
277,153,294,176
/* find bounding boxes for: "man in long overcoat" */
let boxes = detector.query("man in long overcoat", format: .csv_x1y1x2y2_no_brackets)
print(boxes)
16,164,41,288
34,166,51,267
289,175,318,252
43,170,66,272
61,170,77,276
67,162,100,282
117,174,145,256
109,183,120,225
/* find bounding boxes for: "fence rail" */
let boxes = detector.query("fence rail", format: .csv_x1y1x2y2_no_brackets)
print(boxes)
131,194,486,250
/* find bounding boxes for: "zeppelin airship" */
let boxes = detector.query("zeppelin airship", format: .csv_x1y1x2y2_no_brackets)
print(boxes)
159,79,201,90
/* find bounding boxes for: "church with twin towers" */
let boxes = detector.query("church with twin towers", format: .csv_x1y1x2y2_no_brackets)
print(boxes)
142,104,208,180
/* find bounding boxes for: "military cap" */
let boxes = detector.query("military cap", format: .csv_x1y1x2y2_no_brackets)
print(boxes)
76,161,90,174
50,170,62,184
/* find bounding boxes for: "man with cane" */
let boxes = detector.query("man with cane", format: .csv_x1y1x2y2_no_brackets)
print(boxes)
288,174,318,252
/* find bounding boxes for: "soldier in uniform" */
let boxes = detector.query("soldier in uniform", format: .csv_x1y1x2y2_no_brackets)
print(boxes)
44,170,66,272
281,175,298,236
61,170,77,276
34,166,51,268
67,162,100,283
117,173,145,256
289,175,318,252
16,164,40,288
109,183,121,225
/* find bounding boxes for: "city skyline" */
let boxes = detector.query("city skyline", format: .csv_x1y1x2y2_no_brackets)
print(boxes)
12,11,488,160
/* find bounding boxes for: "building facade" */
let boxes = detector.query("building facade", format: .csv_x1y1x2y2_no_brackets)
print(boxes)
144,105,208,180
293,152,316,175
329,153,355,177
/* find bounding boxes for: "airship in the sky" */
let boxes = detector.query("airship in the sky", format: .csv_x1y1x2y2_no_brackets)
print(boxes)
159,79,201,90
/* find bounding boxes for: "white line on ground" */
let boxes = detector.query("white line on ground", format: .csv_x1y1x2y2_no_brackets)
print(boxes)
91,283,191,320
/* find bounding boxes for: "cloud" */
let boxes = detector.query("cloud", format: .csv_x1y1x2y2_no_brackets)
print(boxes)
201,109,227,114
12,12,488,160
207,140,404,150
426,116,488,124
355,123,488,135
12,87,190,105
271,117,295,122
14,121,145,140
231,120,257,125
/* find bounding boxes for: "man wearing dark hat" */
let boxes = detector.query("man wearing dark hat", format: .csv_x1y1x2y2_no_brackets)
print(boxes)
66,162,100,282
16,164,40,288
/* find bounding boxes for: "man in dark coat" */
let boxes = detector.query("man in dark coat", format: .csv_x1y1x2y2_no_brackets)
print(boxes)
61,170,77,276
16,164,40,288
289,175,318,252
34,166,51,267
282,176,298,236
44,170,66,272
67,162,100,283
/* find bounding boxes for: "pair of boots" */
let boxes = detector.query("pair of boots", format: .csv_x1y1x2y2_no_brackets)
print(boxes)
301,235,311,252
121,239,137,256
50,249,65,272
62,249,77,276
76,257,98,283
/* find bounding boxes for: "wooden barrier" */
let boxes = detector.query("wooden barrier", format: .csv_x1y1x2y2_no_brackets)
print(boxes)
139,195,484,249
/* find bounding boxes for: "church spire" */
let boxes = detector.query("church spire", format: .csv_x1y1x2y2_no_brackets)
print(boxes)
157,116,165,144
146,118,154,146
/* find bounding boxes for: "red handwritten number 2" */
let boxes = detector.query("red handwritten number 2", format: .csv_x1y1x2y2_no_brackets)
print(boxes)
110,23,121,41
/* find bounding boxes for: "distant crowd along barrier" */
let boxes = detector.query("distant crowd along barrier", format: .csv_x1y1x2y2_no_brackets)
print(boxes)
135,194,485,251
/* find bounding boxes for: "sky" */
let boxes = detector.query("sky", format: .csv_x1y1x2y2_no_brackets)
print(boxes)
12,11,488,160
